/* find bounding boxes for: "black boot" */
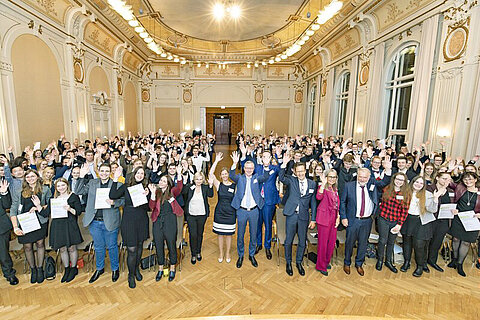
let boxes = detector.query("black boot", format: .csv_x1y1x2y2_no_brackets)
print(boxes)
61,267,71,283
66,267,78,283
400,260,410,272
447,259,457,269
36,267,45,284
385,261,398,273
135,268,143,281
456,262,466,277
128,274,136,288
30,267,37,284
412,265,423,277
375,260,383,271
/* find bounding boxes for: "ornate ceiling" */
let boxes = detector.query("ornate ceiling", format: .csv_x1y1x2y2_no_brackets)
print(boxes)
120,0,329,61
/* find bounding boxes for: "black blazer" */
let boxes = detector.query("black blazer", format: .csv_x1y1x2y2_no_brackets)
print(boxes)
182,184,214,217
0,190,12,234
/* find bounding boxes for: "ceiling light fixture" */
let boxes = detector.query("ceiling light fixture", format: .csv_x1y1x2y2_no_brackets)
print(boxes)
213,1,242,20
128,20,139,27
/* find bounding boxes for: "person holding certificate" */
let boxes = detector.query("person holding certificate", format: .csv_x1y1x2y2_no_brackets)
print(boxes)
448,172,480,276
77,163,124,283
426,172,454,272
148,166,183,282
376,172,411,273
109,166,149,289
45,178,83,283
400,176,438,277
9,169,51,284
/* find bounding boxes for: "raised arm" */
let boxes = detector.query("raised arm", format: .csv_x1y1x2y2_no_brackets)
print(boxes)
208,152,223,190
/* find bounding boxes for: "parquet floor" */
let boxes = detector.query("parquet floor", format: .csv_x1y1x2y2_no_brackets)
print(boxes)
0,145,479,319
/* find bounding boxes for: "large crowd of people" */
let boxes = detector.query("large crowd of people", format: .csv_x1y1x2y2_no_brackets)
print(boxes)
0,130,479,288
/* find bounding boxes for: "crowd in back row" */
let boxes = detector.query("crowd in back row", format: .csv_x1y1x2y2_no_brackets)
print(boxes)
0,130,478,288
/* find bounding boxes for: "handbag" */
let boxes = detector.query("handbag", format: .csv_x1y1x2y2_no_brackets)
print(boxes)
140,254,157,270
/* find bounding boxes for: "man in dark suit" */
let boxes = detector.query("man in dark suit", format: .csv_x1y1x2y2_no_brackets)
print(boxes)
0,180,18,285
340,163,392,276
229,151,270,268
279,154,317,276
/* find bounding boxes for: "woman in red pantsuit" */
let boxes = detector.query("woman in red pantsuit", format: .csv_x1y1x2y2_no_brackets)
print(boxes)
315,169,340,275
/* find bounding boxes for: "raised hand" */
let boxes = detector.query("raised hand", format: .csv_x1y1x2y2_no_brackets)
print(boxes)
231,151,240,164
31,195,41,208
215,152,224,163
283,152,291,164
433,187,446,198
113,166,123,180
148,183,157,195
79,163,89,178
0,180,9,193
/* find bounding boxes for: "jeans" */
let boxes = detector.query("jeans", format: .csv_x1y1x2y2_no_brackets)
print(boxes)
89,220,119,271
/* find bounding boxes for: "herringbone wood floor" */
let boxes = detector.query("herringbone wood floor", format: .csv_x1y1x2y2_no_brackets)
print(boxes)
0,145,479,320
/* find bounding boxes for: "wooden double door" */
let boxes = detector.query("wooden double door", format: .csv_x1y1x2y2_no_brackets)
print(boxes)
214,114,231,145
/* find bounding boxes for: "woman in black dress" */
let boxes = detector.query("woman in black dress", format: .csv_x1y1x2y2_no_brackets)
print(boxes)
400,176,437,277
110,166,149,289
47,178,83,283
448,172,480,276
209,153,236,263
426,172,454,272
10,169,51,284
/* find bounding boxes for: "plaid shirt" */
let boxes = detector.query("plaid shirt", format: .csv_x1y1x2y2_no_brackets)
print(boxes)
379,191,410,225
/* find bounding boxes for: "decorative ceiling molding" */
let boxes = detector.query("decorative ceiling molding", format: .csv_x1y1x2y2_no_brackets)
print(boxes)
20,0,73,26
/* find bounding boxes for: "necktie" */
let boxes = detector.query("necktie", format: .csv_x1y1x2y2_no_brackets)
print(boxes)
245,178,252,208
300,181,305,196
360,185,365,217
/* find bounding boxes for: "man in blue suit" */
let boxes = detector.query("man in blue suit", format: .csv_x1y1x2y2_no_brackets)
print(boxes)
240,148,280,260
279,153,317,276
230,151,270,268
340,164,392,276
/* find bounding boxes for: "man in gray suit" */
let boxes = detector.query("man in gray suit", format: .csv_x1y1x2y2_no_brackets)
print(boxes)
77,162,124,283
279,153,317,276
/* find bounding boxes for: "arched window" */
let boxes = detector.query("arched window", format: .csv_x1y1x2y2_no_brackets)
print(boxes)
335,72,350,136
305,83,317,134
385,45,417,147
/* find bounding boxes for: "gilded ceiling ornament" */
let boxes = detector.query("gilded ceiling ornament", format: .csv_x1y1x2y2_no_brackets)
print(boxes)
36,0,58,16
443,18,469,62
384,3,404,24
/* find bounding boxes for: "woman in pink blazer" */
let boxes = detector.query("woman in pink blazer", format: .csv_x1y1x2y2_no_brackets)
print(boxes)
315,169,340,275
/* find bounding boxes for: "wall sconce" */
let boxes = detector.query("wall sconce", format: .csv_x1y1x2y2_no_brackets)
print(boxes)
185,124,191,131
436,129,450,137
318,125,324,132
255,124,261,131
119,122,125,132
356,127,363,134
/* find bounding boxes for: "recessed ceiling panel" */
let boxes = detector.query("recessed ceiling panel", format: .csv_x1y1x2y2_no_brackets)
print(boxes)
147,0,305,41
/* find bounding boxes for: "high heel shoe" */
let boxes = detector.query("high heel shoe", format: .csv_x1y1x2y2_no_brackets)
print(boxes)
456,262,466,277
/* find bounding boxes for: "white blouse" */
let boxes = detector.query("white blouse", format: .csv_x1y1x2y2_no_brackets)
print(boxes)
189,189,206,216
408,193,420,216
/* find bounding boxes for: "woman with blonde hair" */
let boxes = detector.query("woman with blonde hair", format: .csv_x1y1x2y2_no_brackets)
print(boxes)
10,169,51,283
46,178,83,282
182,171,214,264
209,153,236,263
400,176,438,277
315,169,340,275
